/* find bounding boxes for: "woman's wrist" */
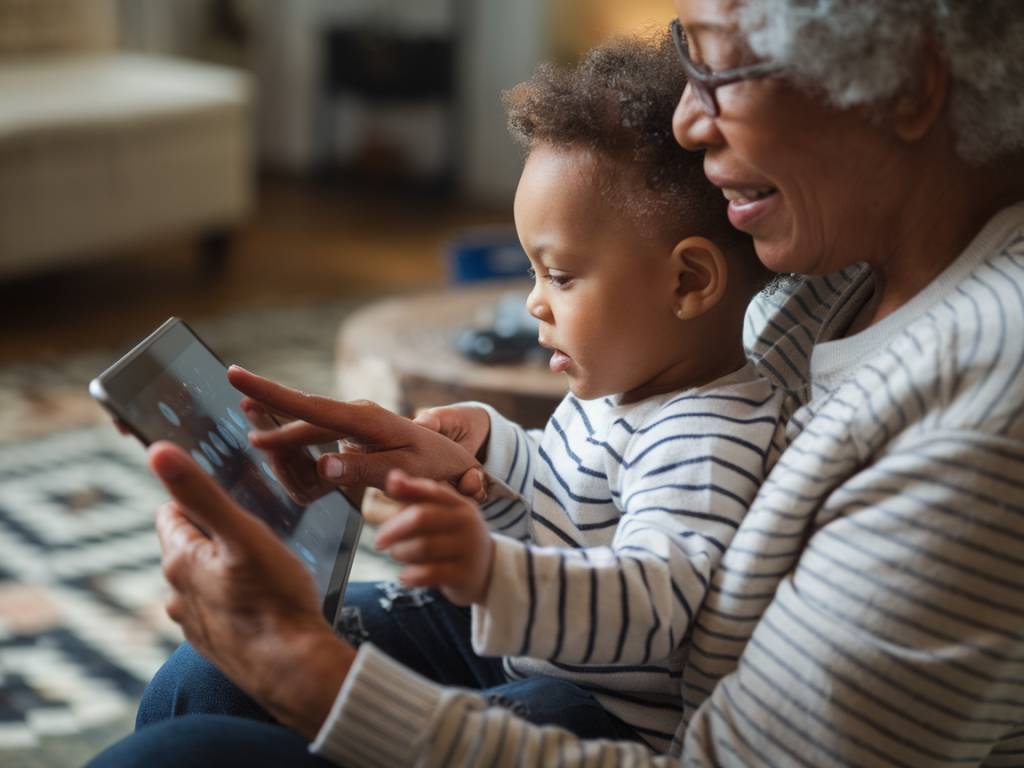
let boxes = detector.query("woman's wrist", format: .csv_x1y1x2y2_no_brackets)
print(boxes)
253,618,355,740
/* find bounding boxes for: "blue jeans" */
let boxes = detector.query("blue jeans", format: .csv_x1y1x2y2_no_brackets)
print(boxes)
88,582,639,766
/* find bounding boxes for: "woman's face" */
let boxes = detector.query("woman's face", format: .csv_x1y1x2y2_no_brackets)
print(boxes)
672,0,908,276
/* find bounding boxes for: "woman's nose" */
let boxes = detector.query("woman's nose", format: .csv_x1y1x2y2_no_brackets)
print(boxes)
672,83,721,151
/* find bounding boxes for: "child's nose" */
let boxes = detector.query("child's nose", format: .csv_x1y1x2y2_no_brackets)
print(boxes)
526,286,552,323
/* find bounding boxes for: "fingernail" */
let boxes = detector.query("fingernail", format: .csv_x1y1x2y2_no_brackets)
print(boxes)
151,445,186,480
322,456,344,479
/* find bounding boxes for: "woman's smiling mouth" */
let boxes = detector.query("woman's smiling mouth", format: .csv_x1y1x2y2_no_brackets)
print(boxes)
720,186,780,230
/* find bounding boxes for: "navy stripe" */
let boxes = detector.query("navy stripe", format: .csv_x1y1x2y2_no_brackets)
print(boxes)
808,536,1023,641
582,548,597,664
496,507,528,533
836,475,1024,547
567,396,595,435
546,658,677,677
484,497,520,522
751,626,991,761
980,263,1024,431
773,596,1024,717
798,559,1024,672
518,427,533,495
628,504,742,530
736,645,923,768
553,552,566,660
520,548,536,656
712,682,824,768
634,557,659,664
626,482,751,512
665,390,779,410
504,427,521,485
614,410,778,436
529,509,583,548
538,445,613,504
615,432,769,466
613,560,629,664
549,416,606,478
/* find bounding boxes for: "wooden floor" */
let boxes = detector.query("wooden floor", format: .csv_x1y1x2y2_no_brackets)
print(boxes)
0,177,510,366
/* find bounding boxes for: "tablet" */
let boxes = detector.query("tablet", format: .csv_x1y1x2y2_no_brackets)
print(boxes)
89,317,362,627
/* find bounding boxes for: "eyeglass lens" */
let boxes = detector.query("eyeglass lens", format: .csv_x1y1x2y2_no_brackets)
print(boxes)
670,20,720,116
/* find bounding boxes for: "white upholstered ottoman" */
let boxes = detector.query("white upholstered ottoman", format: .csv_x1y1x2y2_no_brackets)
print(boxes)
0,0,253,278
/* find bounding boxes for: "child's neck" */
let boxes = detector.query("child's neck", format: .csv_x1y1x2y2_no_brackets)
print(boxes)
619,342,749,405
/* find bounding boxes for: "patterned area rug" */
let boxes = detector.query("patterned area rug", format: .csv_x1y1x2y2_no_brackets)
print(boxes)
0,303,400,767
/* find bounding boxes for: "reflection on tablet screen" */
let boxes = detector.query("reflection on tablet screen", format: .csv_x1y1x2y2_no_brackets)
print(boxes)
117,338,355,599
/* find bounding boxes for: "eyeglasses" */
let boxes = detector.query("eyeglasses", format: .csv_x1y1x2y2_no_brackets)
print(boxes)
669,19,782,117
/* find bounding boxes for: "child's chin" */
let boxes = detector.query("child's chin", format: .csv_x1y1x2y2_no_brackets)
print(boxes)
567,381,608,402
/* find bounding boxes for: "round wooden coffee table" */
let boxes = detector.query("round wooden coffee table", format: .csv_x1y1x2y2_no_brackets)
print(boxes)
335,282,566,429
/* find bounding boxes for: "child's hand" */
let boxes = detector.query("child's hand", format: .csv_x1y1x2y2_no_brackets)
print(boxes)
413,404,491,459
374,470,495,607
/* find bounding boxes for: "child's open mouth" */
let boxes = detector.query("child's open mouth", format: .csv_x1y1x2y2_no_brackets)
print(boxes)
549,349,571,373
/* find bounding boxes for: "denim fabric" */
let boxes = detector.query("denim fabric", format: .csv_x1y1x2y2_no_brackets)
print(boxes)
87,714,335,768
89,582,640,766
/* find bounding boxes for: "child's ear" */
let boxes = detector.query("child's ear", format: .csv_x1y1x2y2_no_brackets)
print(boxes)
671,236,728,320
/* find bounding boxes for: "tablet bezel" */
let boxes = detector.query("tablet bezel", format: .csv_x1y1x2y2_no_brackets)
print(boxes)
89,316,362,628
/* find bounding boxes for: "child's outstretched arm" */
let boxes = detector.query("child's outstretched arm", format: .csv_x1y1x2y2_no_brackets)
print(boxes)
375,470,496,607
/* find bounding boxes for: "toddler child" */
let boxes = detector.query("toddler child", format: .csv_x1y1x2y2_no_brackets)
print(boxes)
372,32,784,753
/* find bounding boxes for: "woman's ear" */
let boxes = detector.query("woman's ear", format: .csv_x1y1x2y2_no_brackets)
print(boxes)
671,236,728,320
892,40,949,142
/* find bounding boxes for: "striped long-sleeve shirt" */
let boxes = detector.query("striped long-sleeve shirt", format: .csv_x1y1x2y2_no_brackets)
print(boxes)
469,362,784,751
312,203,1024,767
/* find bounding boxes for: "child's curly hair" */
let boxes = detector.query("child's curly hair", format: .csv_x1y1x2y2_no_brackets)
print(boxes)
504,31,758,274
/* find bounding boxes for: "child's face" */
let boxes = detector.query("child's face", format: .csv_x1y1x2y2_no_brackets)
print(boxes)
514,145,696,401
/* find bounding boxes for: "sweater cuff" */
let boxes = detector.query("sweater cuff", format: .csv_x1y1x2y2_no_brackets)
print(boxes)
474,403,525,483
472,534,530,656
309,642,444,767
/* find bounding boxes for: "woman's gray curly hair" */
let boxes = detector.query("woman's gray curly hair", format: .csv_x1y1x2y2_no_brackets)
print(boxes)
737,0,1024,165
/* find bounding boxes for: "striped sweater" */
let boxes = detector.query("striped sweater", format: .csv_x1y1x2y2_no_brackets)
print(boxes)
470,362,784,751
312,203,1024,767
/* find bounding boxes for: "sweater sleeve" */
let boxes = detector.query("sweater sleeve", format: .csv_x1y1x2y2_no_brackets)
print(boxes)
470,410,765,664
472,402,543,542
310,642,677,768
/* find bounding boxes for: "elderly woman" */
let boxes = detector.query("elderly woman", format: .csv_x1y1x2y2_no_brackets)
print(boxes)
90,0,1024,766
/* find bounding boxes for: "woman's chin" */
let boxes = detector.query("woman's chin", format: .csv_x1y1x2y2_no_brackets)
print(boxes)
752,240,793,275
752,232,811,276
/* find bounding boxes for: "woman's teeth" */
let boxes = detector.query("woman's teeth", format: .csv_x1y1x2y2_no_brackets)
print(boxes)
722,188,777,203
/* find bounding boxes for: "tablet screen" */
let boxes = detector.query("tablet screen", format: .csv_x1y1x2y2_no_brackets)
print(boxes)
92,319,360,622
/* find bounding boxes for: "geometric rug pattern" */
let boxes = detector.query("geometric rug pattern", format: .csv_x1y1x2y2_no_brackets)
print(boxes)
0,302,401,765
0,427,179,752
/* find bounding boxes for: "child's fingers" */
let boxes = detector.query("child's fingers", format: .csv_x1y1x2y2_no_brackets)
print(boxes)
386,533,464,565
398,562,461,589
374,503,459,549
385,469,472,506
455,468,487,503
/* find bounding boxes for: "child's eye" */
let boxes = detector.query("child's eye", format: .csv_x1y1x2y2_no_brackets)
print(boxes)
546,274,574,289
526,266,537,280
